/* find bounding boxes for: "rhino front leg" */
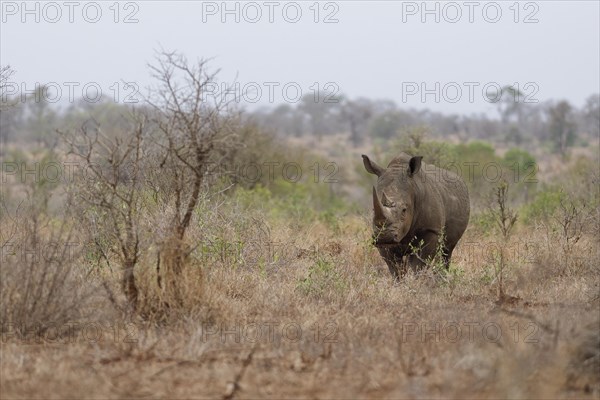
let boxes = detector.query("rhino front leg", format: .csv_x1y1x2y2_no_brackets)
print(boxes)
443,246,455,270
385,259,400,280
407,231,440,272
379,247,406,280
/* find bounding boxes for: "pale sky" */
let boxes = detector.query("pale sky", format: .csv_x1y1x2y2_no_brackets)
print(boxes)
1,1,599,115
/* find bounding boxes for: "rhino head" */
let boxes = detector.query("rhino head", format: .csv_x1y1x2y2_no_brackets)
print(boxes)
362,154,423,247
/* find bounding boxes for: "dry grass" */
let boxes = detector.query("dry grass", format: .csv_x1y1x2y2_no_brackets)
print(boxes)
1,130,598,398
1,191,599,399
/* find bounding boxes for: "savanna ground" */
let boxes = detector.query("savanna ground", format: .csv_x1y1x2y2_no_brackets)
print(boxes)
1,60,599,399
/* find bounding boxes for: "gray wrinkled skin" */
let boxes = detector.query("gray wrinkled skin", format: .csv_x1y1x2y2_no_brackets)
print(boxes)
362,153,470,279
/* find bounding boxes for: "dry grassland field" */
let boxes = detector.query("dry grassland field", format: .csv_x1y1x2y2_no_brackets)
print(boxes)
1,2,599,399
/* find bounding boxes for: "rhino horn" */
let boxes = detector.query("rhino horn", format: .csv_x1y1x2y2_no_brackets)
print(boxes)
373,186,385,221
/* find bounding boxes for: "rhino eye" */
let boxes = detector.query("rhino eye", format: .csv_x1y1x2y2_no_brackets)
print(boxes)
384,200,396,207
402,207,407,213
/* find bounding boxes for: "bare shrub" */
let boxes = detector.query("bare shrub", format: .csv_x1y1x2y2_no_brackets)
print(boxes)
532,191,600,279
61,111,148,313
145,51,238,309
0,194,98,339
553,195,593,275
0,65,17,111
59,52,238,317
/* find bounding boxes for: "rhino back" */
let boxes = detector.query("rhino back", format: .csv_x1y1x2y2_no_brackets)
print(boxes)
420,163,470,244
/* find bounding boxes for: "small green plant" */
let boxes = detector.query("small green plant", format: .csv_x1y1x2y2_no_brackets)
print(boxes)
431,230,449,273
411,229,462,286
297,256,346,296
486,180,518,301
196,237,243,268
319,209,341,234
480,264,495,284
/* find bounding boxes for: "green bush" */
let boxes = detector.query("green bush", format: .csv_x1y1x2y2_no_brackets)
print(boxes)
503,148,537,184
391,126,455,168
502,148,538,204
469,211,498,234
369,110,406,139
520,186,565,223
233,178,350,225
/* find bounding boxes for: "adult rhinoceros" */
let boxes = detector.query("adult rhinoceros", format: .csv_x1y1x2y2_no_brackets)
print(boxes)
362,153,470,279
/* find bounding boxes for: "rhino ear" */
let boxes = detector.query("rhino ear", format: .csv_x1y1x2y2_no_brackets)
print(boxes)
408,156,423,177
362,154,384,177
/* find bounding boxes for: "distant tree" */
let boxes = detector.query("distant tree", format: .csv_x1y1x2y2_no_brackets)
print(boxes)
265,104,306,137
24,85,58,147
583,94,599,138
371,99,397,113
0,65,22,144
505,125,524,145
487,85,525,125
368,109,414,140
548,100,577,157
0,106,23,144
521,105,546,140
485,85,529,144
460,114,501,141
415,108,458,137
298,92,339,139
339,96,372,147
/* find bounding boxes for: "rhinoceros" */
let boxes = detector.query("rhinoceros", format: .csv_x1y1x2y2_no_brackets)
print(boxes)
362,153,470,278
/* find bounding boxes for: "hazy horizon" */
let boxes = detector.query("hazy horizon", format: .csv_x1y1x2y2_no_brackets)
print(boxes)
1,1,599,116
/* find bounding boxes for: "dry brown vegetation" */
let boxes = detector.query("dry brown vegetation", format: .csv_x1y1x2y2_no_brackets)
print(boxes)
1,56,599,399
1,179,598,399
